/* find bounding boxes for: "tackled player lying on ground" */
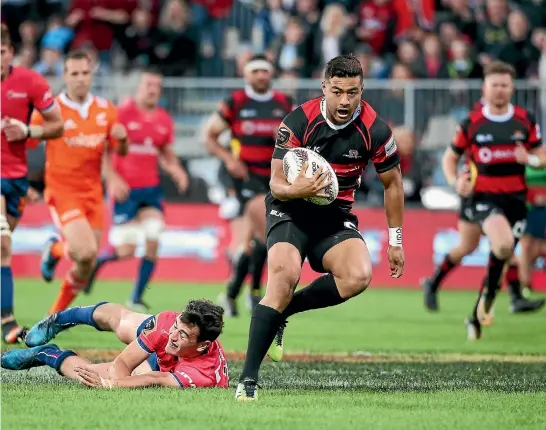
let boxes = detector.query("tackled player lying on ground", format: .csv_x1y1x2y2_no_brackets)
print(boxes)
1,299,229,389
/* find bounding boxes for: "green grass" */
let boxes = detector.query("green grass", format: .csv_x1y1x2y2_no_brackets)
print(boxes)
2,279,546,429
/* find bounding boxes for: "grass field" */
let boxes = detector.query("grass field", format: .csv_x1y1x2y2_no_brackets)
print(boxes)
2,279,546,430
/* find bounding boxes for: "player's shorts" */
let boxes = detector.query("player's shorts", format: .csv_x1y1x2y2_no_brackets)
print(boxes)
459,194,528,238
113,186,164,225
232,173,270,217
524,206,546,239
136,315,160,371
46,189,104,230
265,194,363,273
1,177,29,218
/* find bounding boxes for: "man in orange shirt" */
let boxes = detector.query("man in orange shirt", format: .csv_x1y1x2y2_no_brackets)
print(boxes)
30,51,128,314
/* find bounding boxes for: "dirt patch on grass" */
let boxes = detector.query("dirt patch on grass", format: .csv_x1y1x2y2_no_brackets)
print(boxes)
75,349,546,363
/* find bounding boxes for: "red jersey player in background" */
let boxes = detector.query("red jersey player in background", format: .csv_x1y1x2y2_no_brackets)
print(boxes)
0,24,64,344
4,299,229,390
83,69,189,311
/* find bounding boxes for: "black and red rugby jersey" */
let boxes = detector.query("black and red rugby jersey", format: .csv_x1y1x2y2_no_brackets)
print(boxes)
451,104,542,196
217,89,293,177
273,97,400,204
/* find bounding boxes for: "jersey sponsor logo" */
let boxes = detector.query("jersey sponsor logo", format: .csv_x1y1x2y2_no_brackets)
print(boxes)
385,136,397,157
476,133,494,143
64,119,77,130
241,120,277,135
240,109,257,118
64,133,106,148
343,149,361,159
273,108,286,117
5,90,27,99
276,126,291,148
128,143,159,155
475,204,490,212
127,121,142,130
96,112,108,127
511,130,527,141
478,147,514,163
270,209,284,217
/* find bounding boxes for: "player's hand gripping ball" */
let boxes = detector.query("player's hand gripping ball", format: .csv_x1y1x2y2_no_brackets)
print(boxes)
283,147,339,205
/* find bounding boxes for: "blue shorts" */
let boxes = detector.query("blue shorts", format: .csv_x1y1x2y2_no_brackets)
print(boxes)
136,315,160,371
525,206,546,239
1,177,29,218
113,186,164,225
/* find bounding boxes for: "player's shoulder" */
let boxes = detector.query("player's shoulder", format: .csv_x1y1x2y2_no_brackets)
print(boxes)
360,100,391,135
92,95,115,111
229,89,246,103
154,106,173,122
12,66,44,81
297,97,322,121
272,90,292,103
117,96,135,111
513,105,537,123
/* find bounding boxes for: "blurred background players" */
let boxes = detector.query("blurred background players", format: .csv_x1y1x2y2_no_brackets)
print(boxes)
204,55,293,317
35,50,128,315
436,61,546,339
1,23,63,343
83,69,189,312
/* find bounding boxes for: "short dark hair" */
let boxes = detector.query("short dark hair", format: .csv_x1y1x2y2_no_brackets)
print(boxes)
484,61,516,79
180,299,224,342
142,66,163,77
1,24,11,47
64,50,90,64
325,54,363,81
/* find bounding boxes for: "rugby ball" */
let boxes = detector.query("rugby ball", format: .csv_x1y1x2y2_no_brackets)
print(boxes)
282,147,339,205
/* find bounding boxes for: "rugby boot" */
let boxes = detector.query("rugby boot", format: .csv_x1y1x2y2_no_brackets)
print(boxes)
217,293,238,317
465,318,482,341
510,297,545,314
421,278,439,312
2,323,28,345
235,378,258,402
1,344,58,370
125,299,150,314
25,313,68,347
40,235,61,283
267,321,286,362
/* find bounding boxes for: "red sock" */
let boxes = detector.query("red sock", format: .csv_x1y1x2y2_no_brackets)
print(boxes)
51,241,65,259
49,273,87,315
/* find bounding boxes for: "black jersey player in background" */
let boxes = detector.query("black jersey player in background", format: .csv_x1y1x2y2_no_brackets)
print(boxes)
439,61,546,340
422,95,545,315
235,55,405,401
204,55,293,317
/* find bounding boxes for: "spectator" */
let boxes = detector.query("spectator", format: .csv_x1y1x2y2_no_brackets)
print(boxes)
13,46,37,68
152,0,198,76
67,0,137,64
377,62,411,127
355,0,396,57
476,0,510,64
442,0,477,40
120,8,157,70
271,17,307,76
422,33,444,78
33,47,63,78
354,43,377,79
41,15,74,53
311,4,355,75
293,0,321,34
1,0,32,46
18,20,40,53
438,21,462,51
497,11,540,78
396,40,425,78
439,38,483,79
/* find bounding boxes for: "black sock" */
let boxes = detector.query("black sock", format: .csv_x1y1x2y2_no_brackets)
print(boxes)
226,250,251,300
240,304,282,382
485,252,506,300
282,274,345,319
471,276,488,320
429,255,457,292
505,264,523,301
249,240,267,295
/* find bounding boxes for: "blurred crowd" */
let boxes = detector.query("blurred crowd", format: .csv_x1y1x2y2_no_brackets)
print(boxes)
2,0,545,79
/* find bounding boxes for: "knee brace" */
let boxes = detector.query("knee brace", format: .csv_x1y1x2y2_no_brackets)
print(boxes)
109,224,140,246
142,218,164,241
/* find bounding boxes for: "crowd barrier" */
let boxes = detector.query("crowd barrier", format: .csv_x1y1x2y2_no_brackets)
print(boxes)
12,203,546,291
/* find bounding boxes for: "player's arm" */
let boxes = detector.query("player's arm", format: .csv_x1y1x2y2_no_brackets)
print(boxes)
443,118,471,187
109,339,151,379
370,119,404,249
76,368,180,389
159,144,189,192
107,104,128,155
27,74,63,139
204,97,235,164
514,114,546,168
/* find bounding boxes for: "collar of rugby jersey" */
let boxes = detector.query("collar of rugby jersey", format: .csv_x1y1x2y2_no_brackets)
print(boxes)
244,84,273,102
320,97,362,130
482,103,514,123
59,92,94,119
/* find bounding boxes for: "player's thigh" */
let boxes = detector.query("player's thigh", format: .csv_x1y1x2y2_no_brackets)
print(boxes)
117,311,154,345
61,217,98,262
456,219,482,253
246,194,266,241
266,221,307,297
1,178,27,231
524,206,546,241
318,234,372,298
